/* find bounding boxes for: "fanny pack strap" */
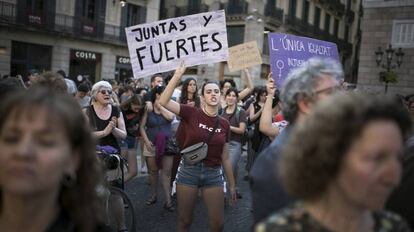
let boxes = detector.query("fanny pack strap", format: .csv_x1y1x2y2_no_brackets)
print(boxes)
206,118,220,144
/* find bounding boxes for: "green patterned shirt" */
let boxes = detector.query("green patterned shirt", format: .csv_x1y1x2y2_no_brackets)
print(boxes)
255,202,411,232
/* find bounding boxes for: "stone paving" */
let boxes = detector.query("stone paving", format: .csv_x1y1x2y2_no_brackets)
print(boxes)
124,153,254,232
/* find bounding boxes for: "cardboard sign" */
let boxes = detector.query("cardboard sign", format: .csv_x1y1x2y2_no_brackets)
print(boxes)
268,32,340,87
228,41,262,72
125,10,228,78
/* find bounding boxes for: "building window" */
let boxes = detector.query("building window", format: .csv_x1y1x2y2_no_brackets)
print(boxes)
334,18,339,37
227,26,244,47
82,0,95,21
392,20,414,47
344,25,350,42
302,0,309,23
26,0,44,14
127,4,146,26
289,0,297,17
314,7,321,28
263,31,269,56
10,41,52,78
325,13,331,33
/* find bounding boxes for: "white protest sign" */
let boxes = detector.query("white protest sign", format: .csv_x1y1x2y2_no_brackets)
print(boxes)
125,10,228,78
228,41,262,72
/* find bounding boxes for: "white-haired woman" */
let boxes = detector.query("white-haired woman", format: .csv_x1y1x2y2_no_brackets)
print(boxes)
84,81,128,231
85,81,127,151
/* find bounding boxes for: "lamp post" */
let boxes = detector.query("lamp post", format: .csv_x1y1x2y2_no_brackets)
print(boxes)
374,44,404,94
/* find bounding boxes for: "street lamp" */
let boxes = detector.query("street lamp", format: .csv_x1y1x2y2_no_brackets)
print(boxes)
374,44,404,93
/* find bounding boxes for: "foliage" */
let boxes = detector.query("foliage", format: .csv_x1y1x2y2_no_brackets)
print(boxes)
379,71,398,84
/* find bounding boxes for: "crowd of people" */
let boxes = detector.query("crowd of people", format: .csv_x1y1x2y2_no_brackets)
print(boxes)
1,56,414,232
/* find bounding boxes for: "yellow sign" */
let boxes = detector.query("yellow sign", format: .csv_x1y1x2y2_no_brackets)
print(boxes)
228,41,262,72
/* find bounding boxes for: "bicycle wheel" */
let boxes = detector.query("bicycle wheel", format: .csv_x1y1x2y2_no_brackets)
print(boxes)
108,186,137,232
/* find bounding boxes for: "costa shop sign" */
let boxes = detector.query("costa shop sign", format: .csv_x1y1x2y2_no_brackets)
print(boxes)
117,56,131,64
71,50,98,60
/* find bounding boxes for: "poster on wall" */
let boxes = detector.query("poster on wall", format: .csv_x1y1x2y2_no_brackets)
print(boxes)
268,32,340,87
125,10,228,78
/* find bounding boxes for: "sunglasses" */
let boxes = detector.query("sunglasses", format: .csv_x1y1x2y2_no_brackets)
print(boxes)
99,89,112,95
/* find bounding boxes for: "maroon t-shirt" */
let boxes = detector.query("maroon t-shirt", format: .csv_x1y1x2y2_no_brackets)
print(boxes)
176,104,230,167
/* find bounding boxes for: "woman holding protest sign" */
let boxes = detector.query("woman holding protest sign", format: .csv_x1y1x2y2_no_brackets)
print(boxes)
160,63,237,232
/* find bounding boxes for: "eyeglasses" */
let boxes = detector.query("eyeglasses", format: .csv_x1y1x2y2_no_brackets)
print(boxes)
99,89,112,95
313,85,341,95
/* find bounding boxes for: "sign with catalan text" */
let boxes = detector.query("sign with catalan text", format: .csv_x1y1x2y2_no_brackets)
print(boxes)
268,32,340,87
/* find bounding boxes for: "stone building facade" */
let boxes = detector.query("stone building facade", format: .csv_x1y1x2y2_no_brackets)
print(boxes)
358,0,414,95
0,0,159,84
0,0,362,88
159,0,362,86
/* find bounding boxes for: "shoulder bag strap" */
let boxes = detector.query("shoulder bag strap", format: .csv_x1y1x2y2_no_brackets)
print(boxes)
87,105,98,131
206,117,220,144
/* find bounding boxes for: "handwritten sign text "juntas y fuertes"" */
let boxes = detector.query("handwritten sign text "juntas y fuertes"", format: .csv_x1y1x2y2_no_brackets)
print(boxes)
125,10,228,78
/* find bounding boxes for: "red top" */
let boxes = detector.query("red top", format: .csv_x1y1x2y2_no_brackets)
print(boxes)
274,113,284,122
176,104,230,167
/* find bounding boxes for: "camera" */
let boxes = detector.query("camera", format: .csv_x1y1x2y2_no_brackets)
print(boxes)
104,154,120,170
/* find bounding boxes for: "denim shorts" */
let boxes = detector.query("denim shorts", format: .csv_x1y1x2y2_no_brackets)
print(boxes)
176,159,224,188
122,136,136,150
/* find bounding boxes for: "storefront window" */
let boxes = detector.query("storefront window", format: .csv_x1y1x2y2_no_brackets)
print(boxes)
69,49,101,84
115,56,133,84
10,41,51,79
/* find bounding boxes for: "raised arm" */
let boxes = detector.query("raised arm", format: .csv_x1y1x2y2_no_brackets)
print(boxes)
238,68,254,100
249,103,263,123
259,73,279,140
156,101,175,121
159,63,186,115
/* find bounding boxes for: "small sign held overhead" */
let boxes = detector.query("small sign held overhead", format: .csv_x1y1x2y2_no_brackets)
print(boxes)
227,41,262,72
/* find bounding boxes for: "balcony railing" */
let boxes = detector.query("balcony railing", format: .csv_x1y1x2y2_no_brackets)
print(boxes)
285,15,310,35
345,9,355,24
104,24,121,41
1,3,125,45
0,1,16,23
264,6,283,21
174,4,209,17
55,13,74,33
328,0,345,16
224,1,248,15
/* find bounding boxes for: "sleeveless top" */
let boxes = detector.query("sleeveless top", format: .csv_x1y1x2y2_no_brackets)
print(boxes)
145,111,172,143
87,105,121,153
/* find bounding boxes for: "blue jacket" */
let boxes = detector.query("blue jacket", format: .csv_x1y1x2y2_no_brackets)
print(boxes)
249,125,294,224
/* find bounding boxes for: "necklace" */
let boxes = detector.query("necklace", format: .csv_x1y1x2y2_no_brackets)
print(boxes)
203,107,218,117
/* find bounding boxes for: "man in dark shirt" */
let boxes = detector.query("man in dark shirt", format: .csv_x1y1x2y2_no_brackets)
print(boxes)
250,57,344,224
144,73,164,111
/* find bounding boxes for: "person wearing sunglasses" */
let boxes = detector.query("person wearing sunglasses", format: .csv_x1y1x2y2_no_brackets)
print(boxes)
86,81,127,153
84,81,128,231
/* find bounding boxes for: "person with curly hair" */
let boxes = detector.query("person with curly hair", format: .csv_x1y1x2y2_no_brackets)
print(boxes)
250,57,344,224
179,77,200,108
256,93,412,232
